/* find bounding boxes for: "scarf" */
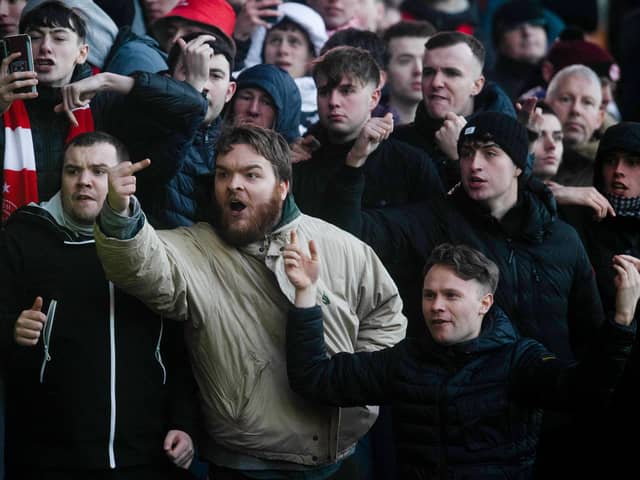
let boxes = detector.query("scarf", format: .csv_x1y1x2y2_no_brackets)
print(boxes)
2,99,94,222
39,191,95,238
606,193,640,218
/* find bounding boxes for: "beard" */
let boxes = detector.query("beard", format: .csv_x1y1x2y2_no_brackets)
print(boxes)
212,189,284,247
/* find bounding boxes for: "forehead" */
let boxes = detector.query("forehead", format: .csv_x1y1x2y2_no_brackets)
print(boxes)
540,113,562,130
555,74,600,95
315,73,366,88
64,143,118,167
424,42,479,68
238,86,270,98
206,52,231,73
26,25,78,36
388,36,428,56
217,143,272,169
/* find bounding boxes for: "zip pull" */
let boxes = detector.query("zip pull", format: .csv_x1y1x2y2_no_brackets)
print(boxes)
39,299,58,383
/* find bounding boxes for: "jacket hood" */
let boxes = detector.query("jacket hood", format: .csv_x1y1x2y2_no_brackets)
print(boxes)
231,64,301,142
5,203,90,243
593,122,640,193
21,0,118,70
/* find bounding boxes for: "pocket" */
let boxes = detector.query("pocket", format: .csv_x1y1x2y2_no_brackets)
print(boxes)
39,299,58,383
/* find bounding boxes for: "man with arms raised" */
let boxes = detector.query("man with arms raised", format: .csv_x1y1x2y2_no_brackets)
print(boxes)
94,125,406,479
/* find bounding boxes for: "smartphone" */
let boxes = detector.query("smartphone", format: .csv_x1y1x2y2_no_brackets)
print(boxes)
0,34,36,94
257,0,279,25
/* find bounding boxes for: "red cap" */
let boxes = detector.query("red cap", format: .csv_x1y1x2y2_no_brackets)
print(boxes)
152,0,236,46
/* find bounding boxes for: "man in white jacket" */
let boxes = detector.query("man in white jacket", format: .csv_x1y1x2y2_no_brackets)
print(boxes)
94,125,407,479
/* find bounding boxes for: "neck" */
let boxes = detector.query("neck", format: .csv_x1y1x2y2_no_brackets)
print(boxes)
389,96,419,125
487,187,518,221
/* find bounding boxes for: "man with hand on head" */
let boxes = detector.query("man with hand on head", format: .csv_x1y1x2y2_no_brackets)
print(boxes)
94,125,406,479
0,132,198,480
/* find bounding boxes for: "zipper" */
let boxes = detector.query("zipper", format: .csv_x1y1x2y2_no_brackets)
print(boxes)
39,299,58,383
108,282,117,469
155,317,167,385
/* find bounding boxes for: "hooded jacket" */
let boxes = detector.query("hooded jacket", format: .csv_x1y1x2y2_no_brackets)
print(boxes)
94,196,406,468
393,81,516,189
287,303,634,479
0,202,197,472
228,64,302,143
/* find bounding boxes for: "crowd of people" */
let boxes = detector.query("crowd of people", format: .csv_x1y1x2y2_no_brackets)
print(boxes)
1,0,639,479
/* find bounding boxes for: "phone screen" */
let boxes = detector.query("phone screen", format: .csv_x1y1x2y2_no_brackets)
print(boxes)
0,34,36,94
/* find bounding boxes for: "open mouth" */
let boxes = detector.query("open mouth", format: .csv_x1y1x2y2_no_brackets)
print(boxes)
36,59,54,66
230,200,246,212
611,182,627,191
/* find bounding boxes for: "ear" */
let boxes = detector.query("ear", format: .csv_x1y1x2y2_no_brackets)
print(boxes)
278,179,290,200
75,43,89,65
514,166,523,178
595,107,605,131
369,84,382,112
541,61,554,84
225,81,237,104
479,292,493,315
471,74,485,97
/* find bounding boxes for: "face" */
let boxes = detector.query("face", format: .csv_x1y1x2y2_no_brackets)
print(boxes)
533,113,564,180
422,265,492,345
386,36,429,105
173,53,236,125
356,0,384,32
232,87,277,130
0,0,26,37
422,43,485,120
602,152,640,198
27,26,88,87
61,143,119,225
159,17,209,52
316,74,380,142
546,74,604,147
499,23,547,64
264,26,314,79
142,0,179,24
213,143,289,246
307,0,359,31
460,140,521,217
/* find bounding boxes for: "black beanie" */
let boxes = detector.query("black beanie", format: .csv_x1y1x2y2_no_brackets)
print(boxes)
594,122,640,191
492,0,546,46
458,112,529,170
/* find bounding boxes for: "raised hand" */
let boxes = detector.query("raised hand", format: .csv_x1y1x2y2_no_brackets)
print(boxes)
290,135,321,164
234,0,282,41
174,35,217,92
283,230,320,308
434,112,466,160
346,113,394,168
613,254,640,326
545,182,615,220
14,296,47,346
164,430,194,469
0,52,38,113
106,158,151,215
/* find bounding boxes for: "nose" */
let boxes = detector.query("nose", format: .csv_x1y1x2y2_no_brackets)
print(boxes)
77,169,92,186
467,150,483,171
227,172,244,191
412,58,422,77
543,133,556,151
612,159,626,176
430,70,445,88
38,34,53,53
248,97,261,115
430,295,444,313
327,89,340,109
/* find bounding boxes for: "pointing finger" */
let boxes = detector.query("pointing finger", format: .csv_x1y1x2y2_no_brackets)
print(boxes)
130,158,151,174
31,296,43,312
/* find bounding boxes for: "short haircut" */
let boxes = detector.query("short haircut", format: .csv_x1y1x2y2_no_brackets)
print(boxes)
382,21,436,66
267,17,316,59
423,243,499,295
320,29,386,71
20,0,87,42
425,31,485,69
216,125,292,183
546,64,602,106
65,131,130,164
312,46,381,90
167,31,234,76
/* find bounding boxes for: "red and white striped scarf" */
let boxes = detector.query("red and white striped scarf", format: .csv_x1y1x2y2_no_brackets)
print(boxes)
2,99,94,222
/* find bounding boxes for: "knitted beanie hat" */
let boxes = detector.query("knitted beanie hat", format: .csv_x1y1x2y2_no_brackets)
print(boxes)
492,0,546,46
458,112,529,170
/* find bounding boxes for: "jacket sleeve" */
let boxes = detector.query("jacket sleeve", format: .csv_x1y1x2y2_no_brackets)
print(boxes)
98,72,208,183
510,319,635,411
287,306,397,406
94,218,191,321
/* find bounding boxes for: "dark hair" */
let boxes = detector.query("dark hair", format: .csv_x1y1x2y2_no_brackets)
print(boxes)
312,46,381,90
167,31,234,76
425,31,485,68
216,125,292,183
423,243,499,294
265,17,316,60
320,29,386,70
382,21,436,66
20,1,87,42
535,100,557,117
65,131,130,164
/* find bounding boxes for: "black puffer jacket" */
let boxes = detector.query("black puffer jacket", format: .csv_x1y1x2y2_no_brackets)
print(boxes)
287,305,634,479
324,170,604,359
0,206,198,472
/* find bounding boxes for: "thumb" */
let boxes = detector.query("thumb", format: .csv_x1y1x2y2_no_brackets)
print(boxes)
164,431,177,451
308,239,318,262
177,37,187,51
290,229,298,245
31,296,43,312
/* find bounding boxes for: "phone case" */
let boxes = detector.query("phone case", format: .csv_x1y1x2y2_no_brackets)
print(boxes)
1,34,36,94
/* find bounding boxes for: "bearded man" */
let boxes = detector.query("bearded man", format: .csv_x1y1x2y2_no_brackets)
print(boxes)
93,125,406,479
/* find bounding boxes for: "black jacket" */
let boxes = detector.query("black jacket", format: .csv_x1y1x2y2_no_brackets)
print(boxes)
0,206,198,471
323,169,604,360
287,305,634,479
